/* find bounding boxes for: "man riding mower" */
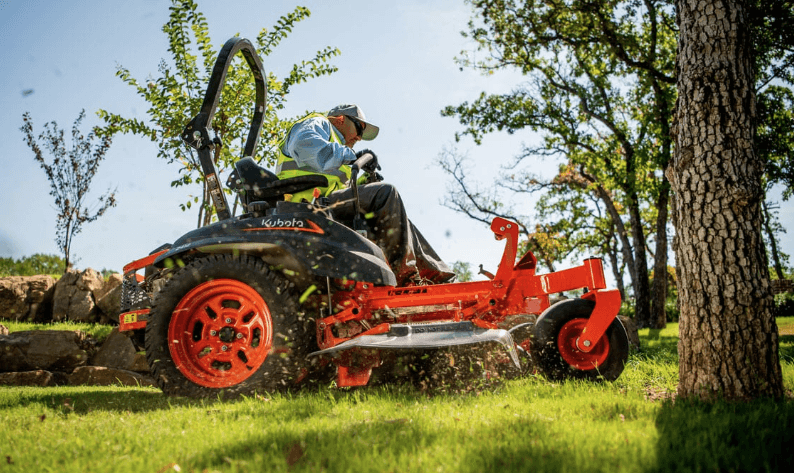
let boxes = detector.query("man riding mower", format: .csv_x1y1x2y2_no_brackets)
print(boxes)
117,37,629,398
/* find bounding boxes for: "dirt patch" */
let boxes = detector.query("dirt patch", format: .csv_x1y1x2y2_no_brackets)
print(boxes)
645,387,676,402
779,326,794,336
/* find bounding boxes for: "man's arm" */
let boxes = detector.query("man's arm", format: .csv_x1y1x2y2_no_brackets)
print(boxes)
285,117,357,172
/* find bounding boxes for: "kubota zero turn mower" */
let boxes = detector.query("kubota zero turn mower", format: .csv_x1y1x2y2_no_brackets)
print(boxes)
117,37,630,398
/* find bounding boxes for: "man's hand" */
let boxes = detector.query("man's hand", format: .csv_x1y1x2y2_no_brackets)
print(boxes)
356,149,381,173
365,171,384,183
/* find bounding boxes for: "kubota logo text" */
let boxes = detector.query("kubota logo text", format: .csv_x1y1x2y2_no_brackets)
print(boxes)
261,217,305,228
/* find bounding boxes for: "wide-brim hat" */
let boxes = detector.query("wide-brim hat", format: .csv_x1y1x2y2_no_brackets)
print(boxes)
327,104,379,141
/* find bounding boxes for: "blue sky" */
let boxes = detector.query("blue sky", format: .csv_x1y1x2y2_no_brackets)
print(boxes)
1,0,791,280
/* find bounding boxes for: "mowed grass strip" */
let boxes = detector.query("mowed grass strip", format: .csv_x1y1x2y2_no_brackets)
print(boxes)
0,320,792,472
3,320,114,342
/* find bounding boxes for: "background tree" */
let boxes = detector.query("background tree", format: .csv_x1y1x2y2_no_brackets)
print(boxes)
671,0,784,399
442,0,793,329
752,0,794,280
441,0,677,328
20,110,117,272
0,254,67,277
99,0,339,227
757,86,794,277
451,261,475,282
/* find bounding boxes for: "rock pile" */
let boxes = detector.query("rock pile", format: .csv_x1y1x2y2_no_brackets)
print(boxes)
0,270,151,387
0,269,122,324
0,275,56,322
0,325,154,387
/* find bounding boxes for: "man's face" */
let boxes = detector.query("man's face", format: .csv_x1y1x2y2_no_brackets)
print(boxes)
341,116,364,147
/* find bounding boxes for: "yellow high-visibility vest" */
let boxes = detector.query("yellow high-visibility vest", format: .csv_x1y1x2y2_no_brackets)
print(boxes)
276,112,353,202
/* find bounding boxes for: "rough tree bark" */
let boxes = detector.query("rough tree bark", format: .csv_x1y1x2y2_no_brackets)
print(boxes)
670,0,784,399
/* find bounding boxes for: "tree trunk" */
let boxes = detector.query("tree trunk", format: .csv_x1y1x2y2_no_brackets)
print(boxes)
670,0,783,399
591,182,638,286
650,177,670,329
626,195,653,328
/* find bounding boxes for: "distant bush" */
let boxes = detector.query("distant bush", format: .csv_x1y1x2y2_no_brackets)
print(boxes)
0,254,65,277
618,301,635,318
774,292,794,318
451,261,473,282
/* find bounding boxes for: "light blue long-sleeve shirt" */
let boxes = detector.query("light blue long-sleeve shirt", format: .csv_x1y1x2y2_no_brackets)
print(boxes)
283,116,357,172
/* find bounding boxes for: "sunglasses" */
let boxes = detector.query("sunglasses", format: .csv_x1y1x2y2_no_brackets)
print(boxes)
348,116,365,138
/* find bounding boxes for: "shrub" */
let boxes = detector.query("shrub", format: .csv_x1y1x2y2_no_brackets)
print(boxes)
0,254,65,277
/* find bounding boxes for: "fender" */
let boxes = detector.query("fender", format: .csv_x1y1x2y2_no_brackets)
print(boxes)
153,212,397,285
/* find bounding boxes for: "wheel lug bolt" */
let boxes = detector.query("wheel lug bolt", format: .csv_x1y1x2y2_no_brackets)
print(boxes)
583,340,592,347
221,345,228,352
236,333,243,339
225,318,232,324
210,330,217,336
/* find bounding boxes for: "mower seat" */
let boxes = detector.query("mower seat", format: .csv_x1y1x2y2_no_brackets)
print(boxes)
228,157,329,207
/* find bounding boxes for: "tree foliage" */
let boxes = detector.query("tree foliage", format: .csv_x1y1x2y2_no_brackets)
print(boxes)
20,110,117,272
0,254,66,277
451,261,475,282
752,0,794,281
442,0,677,328
442,0,794,327
98,0,339,226
758,86,794,198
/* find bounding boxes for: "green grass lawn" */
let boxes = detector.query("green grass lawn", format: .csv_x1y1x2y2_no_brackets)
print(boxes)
2,320,115,343
1,320,793,472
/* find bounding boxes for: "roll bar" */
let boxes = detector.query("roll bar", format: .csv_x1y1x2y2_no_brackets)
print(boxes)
181,37,267,221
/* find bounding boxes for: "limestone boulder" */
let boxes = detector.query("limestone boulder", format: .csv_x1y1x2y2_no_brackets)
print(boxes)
0,275,56,321
94,273,122,302
52,268,104,322
96,283,122,324
130,353,150,373
0,370,68,386
91,328,139,371
0,330,91,372
68,366,155,387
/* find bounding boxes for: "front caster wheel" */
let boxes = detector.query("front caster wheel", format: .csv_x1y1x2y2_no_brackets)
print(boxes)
531,298,628,381
146,254,310,398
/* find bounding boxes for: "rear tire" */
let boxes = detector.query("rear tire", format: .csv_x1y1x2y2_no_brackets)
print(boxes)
145,254,312,398
531,298,628,381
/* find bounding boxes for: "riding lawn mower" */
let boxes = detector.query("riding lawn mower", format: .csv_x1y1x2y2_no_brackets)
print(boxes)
117,37,629,398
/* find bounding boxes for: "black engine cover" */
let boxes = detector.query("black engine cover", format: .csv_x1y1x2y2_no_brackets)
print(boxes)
153,207,396,286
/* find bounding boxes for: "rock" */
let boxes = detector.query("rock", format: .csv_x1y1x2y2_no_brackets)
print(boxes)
91,328,137,371
618,315,641,350
0,370,68,386
0,330,90,372
94,273,122,302
52,268,104,322
68,366,155,387
0,275,56,322
130,353,150,373
76,268,105,294
0,324,8,336
96,284,122,324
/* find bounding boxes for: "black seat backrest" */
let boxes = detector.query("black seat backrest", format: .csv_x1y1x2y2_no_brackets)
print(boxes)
227,157,329,206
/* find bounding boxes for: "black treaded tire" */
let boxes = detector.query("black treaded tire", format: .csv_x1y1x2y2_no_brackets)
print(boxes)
145,254,312,398
531,298,628,381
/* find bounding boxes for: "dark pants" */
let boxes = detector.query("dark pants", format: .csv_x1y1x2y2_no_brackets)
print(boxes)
326,182,455,286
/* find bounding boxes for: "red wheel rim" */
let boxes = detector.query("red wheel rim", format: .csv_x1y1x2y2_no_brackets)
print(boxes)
168,279,273,388
557,318,610,370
